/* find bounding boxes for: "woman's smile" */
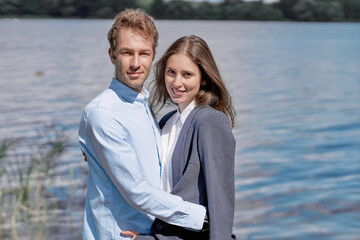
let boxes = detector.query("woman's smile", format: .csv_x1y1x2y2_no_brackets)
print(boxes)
165,53,201,112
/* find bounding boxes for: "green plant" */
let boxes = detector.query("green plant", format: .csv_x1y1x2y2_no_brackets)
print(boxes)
0,124,69,240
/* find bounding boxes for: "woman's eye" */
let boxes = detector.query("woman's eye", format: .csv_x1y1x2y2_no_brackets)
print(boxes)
184,72,192,77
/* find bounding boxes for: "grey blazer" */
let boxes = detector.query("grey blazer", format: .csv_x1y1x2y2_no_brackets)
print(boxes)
137,106,236,240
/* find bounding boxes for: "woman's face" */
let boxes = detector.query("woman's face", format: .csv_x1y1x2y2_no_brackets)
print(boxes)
165,53,201,112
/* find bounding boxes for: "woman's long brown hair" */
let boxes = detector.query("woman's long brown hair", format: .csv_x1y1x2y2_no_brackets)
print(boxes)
150,35,235,128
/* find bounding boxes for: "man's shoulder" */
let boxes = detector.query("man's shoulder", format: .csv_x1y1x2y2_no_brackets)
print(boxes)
80,89,126,134
85,88,122,114
81,89,121,125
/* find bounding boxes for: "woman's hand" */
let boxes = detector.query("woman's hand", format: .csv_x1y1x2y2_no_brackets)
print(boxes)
121,230,139,240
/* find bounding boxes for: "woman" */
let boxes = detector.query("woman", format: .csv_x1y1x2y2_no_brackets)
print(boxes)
124,35,236,240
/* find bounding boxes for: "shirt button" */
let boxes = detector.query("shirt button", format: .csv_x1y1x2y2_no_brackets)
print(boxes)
156,222,163,230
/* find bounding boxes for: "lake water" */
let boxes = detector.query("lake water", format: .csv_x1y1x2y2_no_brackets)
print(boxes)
0,19,359,239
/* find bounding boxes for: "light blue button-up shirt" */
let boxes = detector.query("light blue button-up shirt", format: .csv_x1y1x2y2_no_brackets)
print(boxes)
79,78,206,240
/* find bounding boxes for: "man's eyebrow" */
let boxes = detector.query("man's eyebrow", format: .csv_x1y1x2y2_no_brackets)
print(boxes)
119,47,152,52
119,47,133,52
139,48,152,53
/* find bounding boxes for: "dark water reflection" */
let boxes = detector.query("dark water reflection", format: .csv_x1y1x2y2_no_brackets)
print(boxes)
0,19,359,239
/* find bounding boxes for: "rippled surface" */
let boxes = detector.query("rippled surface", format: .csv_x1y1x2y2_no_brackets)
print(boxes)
1,19,359,239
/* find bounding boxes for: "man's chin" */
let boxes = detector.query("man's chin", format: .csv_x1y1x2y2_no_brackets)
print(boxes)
128,83,144,93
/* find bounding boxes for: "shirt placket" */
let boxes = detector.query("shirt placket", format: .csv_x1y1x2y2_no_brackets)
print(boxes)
142,101,161,165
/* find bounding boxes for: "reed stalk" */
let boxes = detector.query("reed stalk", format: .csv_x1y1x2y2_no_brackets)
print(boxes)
0,124,69,239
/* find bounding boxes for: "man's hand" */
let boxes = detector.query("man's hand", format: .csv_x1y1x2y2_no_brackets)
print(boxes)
121,230,139,240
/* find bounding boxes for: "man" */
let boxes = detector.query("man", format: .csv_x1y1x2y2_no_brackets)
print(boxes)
78,9,206,240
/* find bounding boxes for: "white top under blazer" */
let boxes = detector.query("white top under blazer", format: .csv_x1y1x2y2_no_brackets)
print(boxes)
160,101,196,192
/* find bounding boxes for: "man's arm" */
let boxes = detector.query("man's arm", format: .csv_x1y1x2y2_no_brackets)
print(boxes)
79,110,206,230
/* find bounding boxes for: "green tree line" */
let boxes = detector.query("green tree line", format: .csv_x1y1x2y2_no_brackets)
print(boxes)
0,0,359,21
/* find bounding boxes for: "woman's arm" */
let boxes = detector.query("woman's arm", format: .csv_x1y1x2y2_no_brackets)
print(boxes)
198,110,236,240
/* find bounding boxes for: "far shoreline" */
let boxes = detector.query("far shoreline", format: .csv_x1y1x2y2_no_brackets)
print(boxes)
1,15,360,23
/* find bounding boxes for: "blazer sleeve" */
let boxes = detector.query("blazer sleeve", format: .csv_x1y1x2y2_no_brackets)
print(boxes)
197,111,236,240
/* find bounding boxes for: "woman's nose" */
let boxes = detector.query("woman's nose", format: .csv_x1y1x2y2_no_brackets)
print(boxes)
173,74,183,86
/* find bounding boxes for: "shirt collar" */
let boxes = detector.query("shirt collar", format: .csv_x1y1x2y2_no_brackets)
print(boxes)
109,78,149,103
178,101,196,125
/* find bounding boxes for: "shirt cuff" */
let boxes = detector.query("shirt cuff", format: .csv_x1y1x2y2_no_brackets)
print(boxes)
183,202,207,230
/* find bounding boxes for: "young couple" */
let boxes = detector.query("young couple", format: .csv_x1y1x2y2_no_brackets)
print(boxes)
79,9,236,240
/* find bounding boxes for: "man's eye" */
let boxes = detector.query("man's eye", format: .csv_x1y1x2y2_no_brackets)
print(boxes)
167,69,175,74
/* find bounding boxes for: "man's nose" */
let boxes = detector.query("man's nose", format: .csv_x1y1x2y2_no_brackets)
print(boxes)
130,55,140,69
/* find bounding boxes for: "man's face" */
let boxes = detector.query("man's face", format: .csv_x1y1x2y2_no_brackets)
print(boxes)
109,28,155,93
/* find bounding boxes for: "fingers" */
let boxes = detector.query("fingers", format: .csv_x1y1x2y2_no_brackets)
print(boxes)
121,230,139,239
122,231,135,236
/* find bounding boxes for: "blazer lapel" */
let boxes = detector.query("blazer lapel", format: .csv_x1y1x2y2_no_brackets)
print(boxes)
171,107,203,187
159,110,176,129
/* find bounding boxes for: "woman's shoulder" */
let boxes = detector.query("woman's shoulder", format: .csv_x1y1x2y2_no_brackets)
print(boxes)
192,106,234,140
191,106,231,131
193,106,227,122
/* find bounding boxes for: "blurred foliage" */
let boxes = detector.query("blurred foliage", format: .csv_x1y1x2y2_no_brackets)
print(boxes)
275,0,360,21
0,0,359,21
0,125,69,239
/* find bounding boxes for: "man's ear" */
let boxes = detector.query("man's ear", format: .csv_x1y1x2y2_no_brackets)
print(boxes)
108,48,116,64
